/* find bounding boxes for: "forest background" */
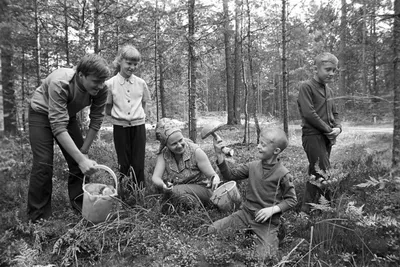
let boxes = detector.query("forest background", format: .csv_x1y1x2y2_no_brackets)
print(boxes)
1,0,400,266
0,0,397,136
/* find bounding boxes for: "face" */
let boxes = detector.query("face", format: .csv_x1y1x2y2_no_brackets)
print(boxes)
166,132,186,155
257,133,280,161
120,58,139,79
314,62,337,84
78,72,106,96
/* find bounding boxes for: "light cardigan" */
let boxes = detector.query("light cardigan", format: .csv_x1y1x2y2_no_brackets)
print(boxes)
105,73,150,127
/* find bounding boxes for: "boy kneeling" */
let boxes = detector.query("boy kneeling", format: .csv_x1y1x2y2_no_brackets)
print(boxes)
208,128,297,257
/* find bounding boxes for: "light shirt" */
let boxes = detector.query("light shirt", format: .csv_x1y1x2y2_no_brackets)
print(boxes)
106,73,150,127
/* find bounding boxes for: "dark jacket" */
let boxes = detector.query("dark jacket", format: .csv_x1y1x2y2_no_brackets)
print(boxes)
297,78,341,136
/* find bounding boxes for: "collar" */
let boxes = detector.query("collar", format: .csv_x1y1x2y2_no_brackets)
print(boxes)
165,139,192,173
117,72,135,85
261,158,279,170
73,73,86,93
311,77,326,88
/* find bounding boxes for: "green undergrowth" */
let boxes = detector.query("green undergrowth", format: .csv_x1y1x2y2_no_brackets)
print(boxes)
1,128,399,266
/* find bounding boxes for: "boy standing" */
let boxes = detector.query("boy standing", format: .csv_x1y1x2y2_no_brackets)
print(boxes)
297,52,342,214
28,54,110,222
209,128,297,257
105,45,150,188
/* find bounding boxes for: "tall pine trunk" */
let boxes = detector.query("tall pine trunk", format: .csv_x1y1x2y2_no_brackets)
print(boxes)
338,0,347,113
392,0,400,172
0,0,16,136
93,0,100,53
281,0,288,135
233,0,242,125
64,0,70,65
223,0,235,125
188,0,197,142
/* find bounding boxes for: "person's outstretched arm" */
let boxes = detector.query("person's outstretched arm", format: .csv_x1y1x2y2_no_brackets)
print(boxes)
56,132,98,175
195,148,220,190
213,137,248,181
151,153,171,191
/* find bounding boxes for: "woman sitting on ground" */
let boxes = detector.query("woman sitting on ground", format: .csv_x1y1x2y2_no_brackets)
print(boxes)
151,118,220,210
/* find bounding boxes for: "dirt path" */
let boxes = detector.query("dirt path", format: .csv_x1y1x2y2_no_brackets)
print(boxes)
289,123,393,134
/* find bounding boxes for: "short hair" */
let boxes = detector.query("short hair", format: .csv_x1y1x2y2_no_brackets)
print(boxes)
260,128,288,152
113,45,141,67
314,52,338,67
76,54,110,79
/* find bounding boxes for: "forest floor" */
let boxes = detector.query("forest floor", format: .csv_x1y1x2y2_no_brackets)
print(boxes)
1,113,400,266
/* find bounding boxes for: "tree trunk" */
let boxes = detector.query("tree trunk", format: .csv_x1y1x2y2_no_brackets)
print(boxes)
241,35,249,144
233,0,242,125
245,0,260,143
22,49,26,132
1,0,16,136
223,0,235,125
338,0,347,113
0,54,3,136
188,0,197,142
159,53,166,118
371,0,378,106
93,0,100,53
281,0,289,135
64,0,70,65
362,0,368,95
154,0,159,121
34,0,41,87
392,0,400,172
273,73,280,117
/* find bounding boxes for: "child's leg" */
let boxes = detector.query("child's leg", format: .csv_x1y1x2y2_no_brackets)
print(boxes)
129,124,146,186
302,135,331,177
250,221,280,258
113,125,131,177
301,134,331,213
208,209,249,233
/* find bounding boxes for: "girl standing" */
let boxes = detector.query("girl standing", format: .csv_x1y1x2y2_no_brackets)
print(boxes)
106,45,150,188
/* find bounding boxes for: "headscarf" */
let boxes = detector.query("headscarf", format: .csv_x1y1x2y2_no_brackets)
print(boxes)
155,118,182,153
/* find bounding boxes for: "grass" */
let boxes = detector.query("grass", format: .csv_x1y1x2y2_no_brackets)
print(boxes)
1,118,400,266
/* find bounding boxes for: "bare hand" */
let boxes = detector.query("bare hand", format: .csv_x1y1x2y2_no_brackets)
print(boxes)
163,182,173,192
325,127,341,138
213,138,226,155
79,158,98,175
210,174,221,191
255,207,274,223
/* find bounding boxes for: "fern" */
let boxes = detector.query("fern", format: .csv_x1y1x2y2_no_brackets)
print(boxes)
345,201,364,221
11,240,39,267
355,176,388,189
309,196,334,212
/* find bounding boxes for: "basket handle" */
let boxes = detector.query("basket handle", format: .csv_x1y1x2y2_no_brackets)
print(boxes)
83,164,118,193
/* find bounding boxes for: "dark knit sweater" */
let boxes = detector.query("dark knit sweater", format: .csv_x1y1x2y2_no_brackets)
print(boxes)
217,160,297,225
297,78,341,136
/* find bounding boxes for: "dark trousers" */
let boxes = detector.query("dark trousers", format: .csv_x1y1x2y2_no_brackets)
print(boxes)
28,108,85,222
301,134,332,213
113,124,146,186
